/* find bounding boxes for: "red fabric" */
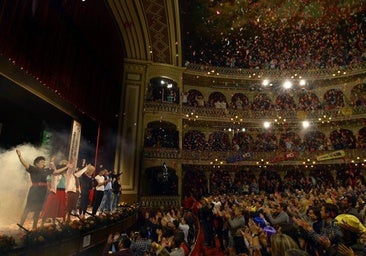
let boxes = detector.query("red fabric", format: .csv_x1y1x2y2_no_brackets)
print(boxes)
89,189,95,204
41,189,66,218
182,196,196,210
180,242,190,256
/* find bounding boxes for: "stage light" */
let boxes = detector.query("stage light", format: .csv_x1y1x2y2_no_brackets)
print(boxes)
262,79,270,86
283,80,292,89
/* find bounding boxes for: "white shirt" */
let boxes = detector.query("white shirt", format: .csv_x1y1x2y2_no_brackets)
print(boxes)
65,166,89,193
95,175,105,191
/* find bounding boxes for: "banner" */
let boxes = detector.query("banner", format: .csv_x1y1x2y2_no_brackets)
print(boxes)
68,120,82,163
316,150,345,161
271,152,297,163
227,152,253,163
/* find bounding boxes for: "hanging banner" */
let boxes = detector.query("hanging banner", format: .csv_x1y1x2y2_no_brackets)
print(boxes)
227,152,253,163
270,152,297,163
68,120,82,163
316,150,345,161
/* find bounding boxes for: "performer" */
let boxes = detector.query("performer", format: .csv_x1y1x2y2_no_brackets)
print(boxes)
65,163,93,221
111,172,122,212
40,161,67,226
92,169,111,216
78,164,95,219
16,149,70,230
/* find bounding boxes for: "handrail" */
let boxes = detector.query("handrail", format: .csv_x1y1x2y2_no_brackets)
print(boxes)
144,102,366,122
143,148,366,165
184,63,366,80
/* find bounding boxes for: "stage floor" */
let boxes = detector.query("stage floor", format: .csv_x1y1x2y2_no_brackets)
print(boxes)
0,207,94,249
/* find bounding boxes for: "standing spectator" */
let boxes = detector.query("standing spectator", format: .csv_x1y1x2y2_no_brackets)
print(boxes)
293,203,342,254
262,202,290,226
199,198,215,247
271,234,299,256
227,207,246,255
181,91,188,105
339,194,361,220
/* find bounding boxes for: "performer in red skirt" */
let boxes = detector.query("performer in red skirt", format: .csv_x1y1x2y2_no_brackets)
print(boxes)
40,160,71,226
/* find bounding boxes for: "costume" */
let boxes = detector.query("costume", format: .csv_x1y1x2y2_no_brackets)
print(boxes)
40,174,66,221
78,172,93,216
19,165,53,228
92,174,106,215
99,173,113,213
112,178,122,212
65,165,89,219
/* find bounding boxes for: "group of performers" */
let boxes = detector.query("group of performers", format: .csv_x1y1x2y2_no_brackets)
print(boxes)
16,149,96,230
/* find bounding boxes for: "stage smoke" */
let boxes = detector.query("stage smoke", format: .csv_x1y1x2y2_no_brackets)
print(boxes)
0,144,49,228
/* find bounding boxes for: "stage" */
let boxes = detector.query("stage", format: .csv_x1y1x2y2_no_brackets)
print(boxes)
0,207,138,256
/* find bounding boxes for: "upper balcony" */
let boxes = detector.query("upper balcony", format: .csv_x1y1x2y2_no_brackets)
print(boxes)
184,63,366,87
144,102,366,124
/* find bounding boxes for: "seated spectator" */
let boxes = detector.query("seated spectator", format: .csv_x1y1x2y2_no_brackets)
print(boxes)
103,233,133,256
130,227,152,256
271,234,299,256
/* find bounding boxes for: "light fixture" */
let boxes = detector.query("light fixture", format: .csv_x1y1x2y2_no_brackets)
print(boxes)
263,121,271,129
262,79,270,86
283,80,292,89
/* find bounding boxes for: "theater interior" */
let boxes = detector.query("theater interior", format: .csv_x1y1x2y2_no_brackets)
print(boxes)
0,0,365,255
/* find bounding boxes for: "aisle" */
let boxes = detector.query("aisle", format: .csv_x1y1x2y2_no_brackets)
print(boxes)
201,235,226,256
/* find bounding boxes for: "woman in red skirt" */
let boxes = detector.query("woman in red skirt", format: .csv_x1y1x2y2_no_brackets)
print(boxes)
40,160,70,226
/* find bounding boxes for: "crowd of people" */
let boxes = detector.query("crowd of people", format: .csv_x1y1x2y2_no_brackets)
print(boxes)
190,186,366,256
182,88,352,111
181,127,364,153
182,165,365,200
16,149,122,230
183,1,366,70
102,207,196,256
101,164,366,255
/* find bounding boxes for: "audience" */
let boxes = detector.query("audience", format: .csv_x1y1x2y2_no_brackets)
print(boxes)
183,1,366,70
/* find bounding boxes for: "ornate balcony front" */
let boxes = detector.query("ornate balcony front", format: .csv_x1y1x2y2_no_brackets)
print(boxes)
143,148,366,166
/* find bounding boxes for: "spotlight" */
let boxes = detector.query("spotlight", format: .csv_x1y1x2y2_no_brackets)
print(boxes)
299,79,306,86
283,81,292,89
262,79,270,86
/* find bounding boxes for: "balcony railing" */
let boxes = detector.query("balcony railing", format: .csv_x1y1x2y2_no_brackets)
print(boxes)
185,63,366,80
139,196,181,208
144,102,366,121
143,148,366,165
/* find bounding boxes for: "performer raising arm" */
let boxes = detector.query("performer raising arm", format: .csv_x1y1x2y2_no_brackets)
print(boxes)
16,149,72,230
